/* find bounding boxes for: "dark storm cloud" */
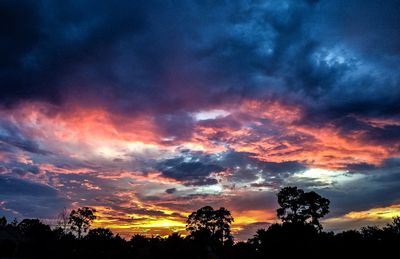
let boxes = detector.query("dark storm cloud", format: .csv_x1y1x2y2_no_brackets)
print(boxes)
1,0,219,110
220,151,306,183
155,150,306,186
0,0,147,105
101,205,169,218
10,163,40,176
157,157,223,186
319,0,400,56
165,188,177,194
2,0,400,136
320,116,400,150
0,175,69,218
345,162,377,173
290,158,400,217
298,0,400,123
0,176,55,196
364,124,400,145
0,160,40,177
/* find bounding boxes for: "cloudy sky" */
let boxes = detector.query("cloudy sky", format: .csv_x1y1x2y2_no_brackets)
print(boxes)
1,0,400,240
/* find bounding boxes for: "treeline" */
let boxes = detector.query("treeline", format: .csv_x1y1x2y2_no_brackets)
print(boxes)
1,187,399,258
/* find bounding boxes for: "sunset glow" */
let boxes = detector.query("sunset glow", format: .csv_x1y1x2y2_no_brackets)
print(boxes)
1,0,400,241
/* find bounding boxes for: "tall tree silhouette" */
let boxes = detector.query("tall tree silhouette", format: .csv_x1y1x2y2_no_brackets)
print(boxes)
68,207,96,238
277,186,330,230
186,206,234,244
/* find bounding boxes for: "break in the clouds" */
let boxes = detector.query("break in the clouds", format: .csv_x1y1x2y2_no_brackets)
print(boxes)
1,0,400,239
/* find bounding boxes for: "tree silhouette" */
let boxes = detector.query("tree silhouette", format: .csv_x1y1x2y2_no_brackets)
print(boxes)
0,216,6,228
385,216,400,235
277,186,330,230
186,206,234,244
130,234,149,248
56,207,70,234
1,198,400,259
18,219,52,238
86,228,114,241
68,207,96,239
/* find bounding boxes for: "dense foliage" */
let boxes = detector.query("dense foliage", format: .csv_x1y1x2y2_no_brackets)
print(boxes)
0,187,399,258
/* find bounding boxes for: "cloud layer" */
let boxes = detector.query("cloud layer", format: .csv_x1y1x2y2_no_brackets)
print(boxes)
1,0,400,239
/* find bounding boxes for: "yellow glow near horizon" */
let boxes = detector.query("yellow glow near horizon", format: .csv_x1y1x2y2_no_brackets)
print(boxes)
345,204,400,220
90,204,276,239
140,219,186,228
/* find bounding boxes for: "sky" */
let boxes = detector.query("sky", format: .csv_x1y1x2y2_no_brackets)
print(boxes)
1,0,400,240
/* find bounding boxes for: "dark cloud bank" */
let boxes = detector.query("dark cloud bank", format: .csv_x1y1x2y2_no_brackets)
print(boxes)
2,0,399,121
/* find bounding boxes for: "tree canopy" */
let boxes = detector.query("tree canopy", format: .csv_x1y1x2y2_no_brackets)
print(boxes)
68,207,97,239
276,186,330,230
186,206,234,244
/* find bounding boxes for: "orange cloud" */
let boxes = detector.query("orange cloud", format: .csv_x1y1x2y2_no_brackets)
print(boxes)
193,99,398,170
2,99,400,239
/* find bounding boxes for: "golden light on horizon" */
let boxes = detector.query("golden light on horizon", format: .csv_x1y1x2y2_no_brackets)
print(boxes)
345,204,400,220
